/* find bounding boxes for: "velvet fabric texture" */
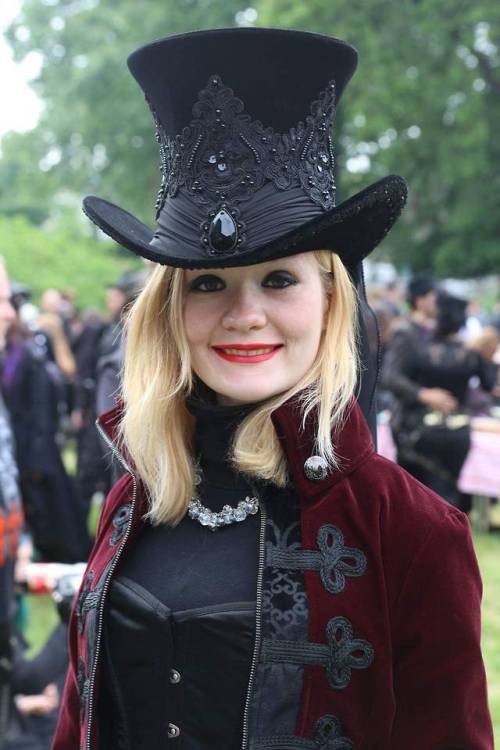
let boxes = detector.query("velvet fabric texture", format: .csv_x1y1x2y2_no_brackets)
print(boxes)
53,397,493,750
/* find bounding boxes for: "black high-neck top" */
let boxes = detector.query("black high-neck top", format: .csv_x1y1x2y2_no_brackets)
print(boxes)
117,392,260,608
101,392,260,749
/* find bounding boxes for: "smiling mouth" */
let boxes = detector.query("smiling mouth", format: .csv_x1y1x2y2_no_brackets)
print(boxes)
211,344,283,362
216,346,278,356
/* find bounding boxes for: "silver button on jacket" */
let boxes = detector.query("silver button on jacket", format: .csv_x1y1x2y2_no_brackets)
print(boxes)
168,723,180,738
304,455,328,481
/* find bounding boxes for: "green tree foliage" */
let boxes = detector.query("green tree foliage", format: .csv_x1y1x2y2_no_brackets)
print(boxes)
256,0,500,276
0,215,140,309
2,0,500,277
3,0,246,226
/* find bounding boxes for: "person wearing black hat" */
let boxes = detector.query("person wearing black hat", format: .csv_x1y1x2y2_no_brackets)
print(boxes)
96,268,149,418
53,29,492,750
382,273,457,458
386,288,498,508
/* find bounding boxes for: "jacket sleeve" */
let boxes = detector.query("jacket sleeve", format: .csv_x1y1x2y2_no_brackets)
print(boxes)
475,352,499,394
52,473,133,750
391,509,493,749
51,589,82,750
381,326,422,405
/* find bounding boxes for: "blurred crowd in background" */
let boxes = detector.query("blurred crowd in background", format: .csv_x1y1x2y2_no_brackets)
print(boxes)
0,258,499,748
0,261,148,750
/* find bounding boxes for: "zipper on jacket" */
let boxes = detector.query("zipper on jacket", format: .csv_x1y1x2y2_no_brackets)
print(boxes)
85,423,138,750
241,498,267,750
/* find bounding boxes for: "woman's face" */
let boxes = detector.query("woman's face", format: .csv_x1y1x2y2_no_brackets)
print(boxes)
183,253,329,405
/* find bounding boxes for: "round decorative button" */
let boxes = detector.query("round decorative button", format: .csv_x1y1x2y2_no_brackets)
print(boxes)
168,723,180,738
169,669,181,684
304,455,328,481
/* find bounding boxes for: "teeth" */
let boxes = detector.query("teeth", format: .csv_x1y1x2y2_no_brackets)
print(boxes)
221,347,275,356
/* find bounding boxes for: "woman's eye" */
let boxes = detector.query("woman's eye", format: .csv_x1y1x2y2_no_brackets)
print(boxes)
189,275,225,292
263,272,298,289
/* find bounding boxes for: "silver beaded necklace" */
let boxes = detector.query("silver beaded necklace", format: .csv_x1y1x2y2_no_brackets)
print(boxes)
187,463,259,531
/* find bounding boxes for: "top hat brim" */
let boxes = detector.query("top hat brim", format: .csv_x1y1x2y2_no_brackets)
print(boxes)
83,174,407,270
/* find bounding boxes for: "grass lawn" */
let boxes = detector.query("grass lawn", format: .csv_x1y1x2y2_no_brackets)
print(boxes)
474,531,500,741
24,530,500,744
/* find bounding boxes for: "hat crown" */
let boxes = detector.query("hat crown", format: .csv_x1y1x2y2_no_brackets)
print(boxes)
128,28,358,134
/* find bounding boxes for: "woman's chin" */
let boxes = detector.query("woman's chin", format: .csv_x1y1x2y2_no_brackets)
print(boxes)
211,378,287,405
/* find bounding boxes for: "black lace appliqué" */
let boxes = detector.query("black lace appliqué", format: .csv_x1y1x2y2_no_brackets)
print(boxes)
263,518,308,639
76,570,96,634
77,658,90,720
109,503,132,546
150,74,336,254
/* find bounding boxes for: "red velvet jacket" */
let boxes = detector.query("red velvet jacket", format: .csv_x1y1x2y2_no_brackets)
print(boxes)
53,398,493,750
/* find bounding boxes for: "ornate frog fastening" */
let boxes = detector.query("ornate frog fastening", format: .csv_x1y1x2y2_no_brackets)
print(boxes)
266,523,367,595
325,616,374,690
313,714,353,749
317,525,367,594
263,614,374,690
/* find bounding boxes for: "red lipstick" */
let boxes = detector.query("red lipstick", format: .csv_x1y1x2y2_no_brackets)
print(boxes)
211,343,283,364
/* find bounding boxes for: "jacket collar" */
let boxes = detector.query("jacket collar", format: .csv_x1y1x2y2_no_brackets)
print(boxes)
270,397,374,499
97,394,374,503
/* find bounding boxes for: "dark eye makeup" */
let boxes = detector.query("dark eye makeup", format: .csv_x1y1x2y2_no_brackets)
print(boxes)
188,274,224,292
188,269,298,292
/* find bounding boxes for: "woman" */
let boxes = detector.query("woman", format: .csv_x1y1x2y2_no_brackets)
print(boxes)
386,291,498,510
53,29,492,750
2,320,89,562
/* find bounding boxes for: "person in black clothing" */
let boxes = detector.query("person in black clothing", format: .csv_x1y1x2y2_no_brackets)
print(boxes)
96,269,148,419
1,321,88,562
70,310,109,521
0,258,23,749
383,287,498,507
95,270,149,487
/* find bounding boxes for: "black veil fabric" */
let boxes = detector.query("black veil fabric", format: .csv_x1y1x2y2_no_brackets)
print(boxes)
353,262,379,448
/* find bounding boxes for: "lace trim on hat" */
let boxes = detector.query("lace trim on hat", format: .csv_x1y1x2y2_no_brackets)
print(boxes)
148,74,337,224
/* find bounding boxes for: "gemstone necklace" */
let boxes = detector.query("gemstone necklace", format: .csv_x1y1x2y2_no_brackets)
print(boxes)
187,462,259,531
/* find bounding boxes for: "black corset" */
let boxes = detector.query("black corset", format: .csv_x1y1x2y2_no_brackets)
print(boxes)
100,576,255,749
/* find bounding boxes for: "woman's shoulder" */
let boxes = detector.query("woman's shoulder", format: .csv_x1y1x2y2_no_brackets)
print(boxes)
345,454,477,609
350,451,468,538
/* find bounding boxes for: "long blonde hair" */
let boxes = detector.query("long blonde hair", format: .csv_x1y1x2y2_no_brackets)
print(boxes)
120,251,359,525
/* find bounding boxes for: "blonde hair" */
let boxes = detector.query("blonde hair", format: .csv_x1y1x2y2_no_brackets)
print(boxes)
36,312,76,378
120,251,359,525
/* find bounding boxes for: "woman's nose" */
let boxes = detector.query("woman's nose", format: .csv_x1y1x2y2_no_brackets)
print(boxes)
221,288,267,331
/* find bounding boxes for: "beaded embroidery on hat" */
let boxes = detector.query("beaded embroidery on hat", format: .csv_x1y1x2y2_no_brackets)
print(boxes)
148,74,336,256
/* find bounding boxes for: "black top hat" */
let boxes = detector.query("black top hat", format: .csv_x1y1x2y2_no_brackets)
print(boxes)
436,291,467,336
83,28,407,270
108,269,149,301
406,272,436,307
